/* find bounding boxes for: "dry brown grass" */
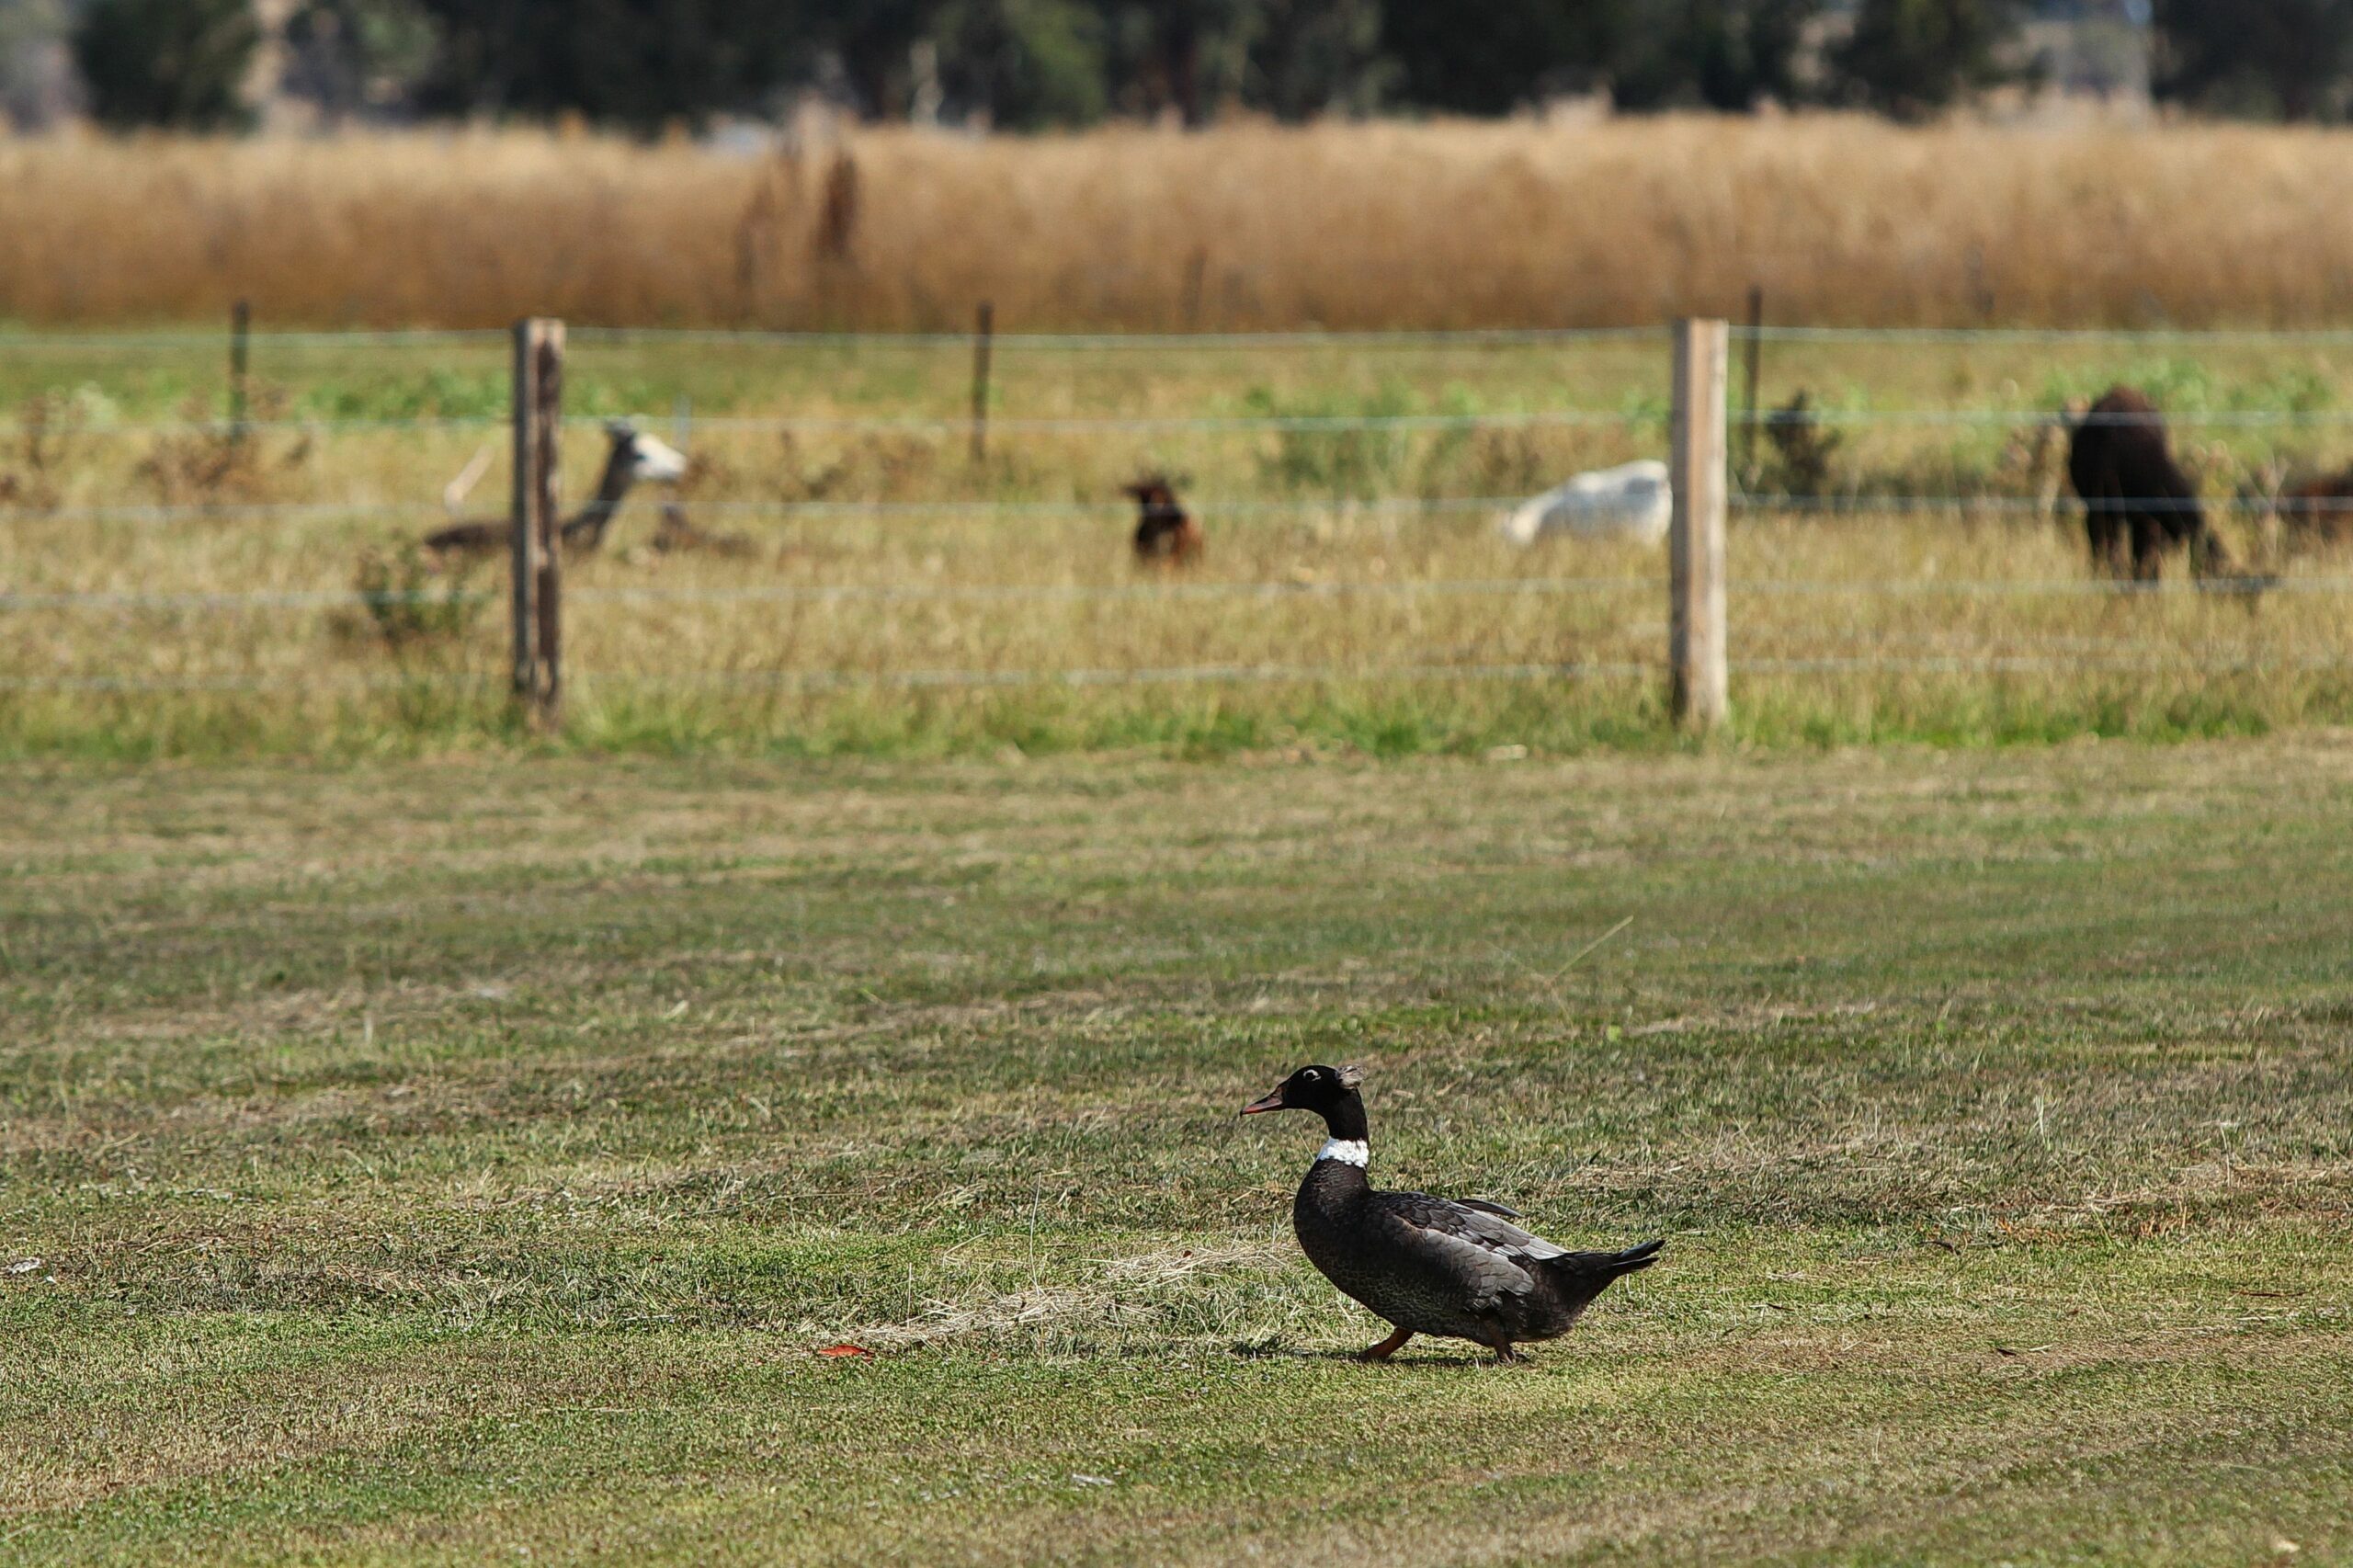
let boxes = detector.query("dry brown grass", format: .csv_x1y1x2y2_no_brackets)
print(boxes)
10,324,2353,758
12,115,2353,330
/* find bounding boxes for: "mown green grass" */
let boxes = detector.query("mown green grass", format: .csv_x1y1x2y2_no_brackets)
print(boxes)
4,739,2352,1563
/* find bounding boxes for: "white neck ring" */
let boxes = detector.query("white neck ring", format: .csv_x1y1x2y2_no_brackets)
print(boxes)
1314,1138,1369,1167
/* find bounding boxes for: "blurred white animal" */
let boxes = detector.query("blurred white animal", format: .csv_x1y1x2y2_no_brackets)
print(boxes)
1498,460,1672,547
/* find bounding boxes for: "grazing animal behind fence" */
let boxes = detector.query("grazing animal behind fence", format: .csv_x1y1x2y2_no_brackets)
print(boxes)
1498,459,1672,547
2277,467,2353,549
2066,387,2238,582
423,421,688,560
1127,477,1202,564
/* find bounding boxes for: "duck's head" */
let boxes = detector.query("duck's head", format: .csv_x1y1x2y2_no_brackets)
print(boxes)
1240,1063,1368,1141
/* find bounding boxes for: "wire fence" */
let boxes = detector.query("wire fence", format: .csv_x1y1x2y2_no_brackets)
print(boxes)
16,403,2353,442
10,319,2353,723
17,320,2353,351
14,648,2353,699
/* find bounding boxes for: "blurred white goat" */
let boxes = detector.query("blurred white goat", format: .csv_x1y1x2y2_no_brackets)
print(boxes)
1498,460,1672,547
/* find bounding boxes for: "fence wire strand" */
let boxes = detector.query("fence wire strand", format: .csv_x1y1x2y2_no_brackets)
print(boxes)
14,649,2352,699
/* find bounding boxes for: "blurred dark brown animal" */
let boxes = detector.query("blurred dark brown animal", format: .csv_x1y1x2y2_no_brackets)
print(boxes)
2066,387,2235,581
1125,477,1202,565
653,503,758,559
423,422,687,561
2278,467,2353,548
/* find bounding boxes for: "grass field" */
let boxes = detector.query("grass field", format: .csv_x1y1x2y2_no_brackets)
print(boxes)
10,327,2353,760
6,739,2351,1562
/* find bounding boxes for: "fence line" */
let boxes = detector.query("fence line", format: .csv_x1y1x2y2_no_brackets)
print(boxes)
612,409,1646,436
0,328,510,353
1743,325,2353,347
1732,406,2353,428
17,572,2353,618
14,648,2351,699
16,312,2353,727
1735,494,2247,516
0,577,1651,616
0,659,1656,695
0,500,447,527
0,407,1648,440
0,414,504,439
17,322,2353,354
1734,575,2353,597
14,490,2353,532
24,403,2353,443
574,325,1668,351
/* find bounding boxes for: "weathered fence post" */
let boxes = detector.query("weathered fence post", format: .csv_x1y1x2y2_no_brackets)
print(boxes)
970,300,995,463
510,317,565,728
1670,317,1730,733
229,299,251,442
1739,285,1764,482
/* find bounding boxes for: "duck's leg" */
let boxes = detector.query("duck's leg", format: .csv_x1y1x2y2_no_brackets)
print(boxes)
1492,1342,1525,1365
1358,1326,1413,1362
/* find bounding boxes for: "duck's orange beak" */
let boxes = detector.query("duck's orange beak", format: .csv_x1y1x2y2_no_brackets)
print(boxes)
1239,1086,1288,1116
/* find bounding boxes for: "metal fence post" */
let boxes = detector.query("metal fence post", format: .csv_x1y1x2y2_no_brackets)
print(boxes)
510,317,564,727
1739,285,1764,482
1671,317,1731,732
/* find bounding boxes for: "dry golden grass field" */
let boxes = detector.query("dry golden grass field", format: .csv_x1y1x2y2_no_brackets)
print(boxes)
8,116,2353,331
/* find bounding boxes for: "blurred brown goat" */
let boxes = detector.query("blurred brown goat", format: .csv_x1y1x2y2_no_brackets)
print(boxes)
2066,387,2238,581
2277,467,2353,549
1125,476,1202,565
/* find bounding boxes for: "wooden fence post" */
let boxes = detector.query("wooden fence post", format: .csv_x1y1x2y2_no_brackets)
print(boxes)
970,300,995,463
1670,317,1730,733
510,317,564,727
229,299,251,442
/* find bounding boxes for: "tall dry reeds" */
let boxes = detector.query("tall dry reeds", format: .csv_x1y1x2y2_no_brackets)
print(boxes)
6,116,2353,330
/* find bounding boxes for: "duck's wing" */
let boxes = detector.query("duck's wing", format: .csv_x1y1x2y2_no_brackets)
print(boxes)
1370,1189,1568,1311
1450,1198,1521,1220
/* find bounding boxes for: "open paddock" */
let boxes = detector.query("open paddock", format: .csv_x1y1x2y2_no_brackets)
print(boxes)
4,740,2349,1562
8,326,2353,756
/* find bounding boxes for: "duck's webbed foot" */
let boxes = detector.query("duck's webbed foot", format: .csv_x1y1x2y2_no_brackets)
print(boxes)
1358,1327,1413,1362
1492,1343,1526,1364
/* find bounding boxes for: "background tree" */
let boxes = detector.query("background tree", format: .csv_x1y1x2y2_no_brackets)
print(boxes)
281,0,438,121
1379,0,1607,113
73,0,260,130
1246,0,1392,119
1611,0,1824,111
1382,0,1819,116
2153,0,2353,120
932,0,1108,128
1101,0,1258,124
1829,0,2025,119
411,0,810,130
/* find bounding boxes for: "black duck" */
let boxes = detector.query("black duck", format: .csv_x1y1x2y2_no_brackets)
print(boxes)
1241,1063,1660,1362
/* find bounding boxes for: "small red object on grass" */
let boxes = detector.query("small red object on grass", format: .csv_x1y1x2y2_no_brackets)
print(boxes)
813,1343,873,1358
